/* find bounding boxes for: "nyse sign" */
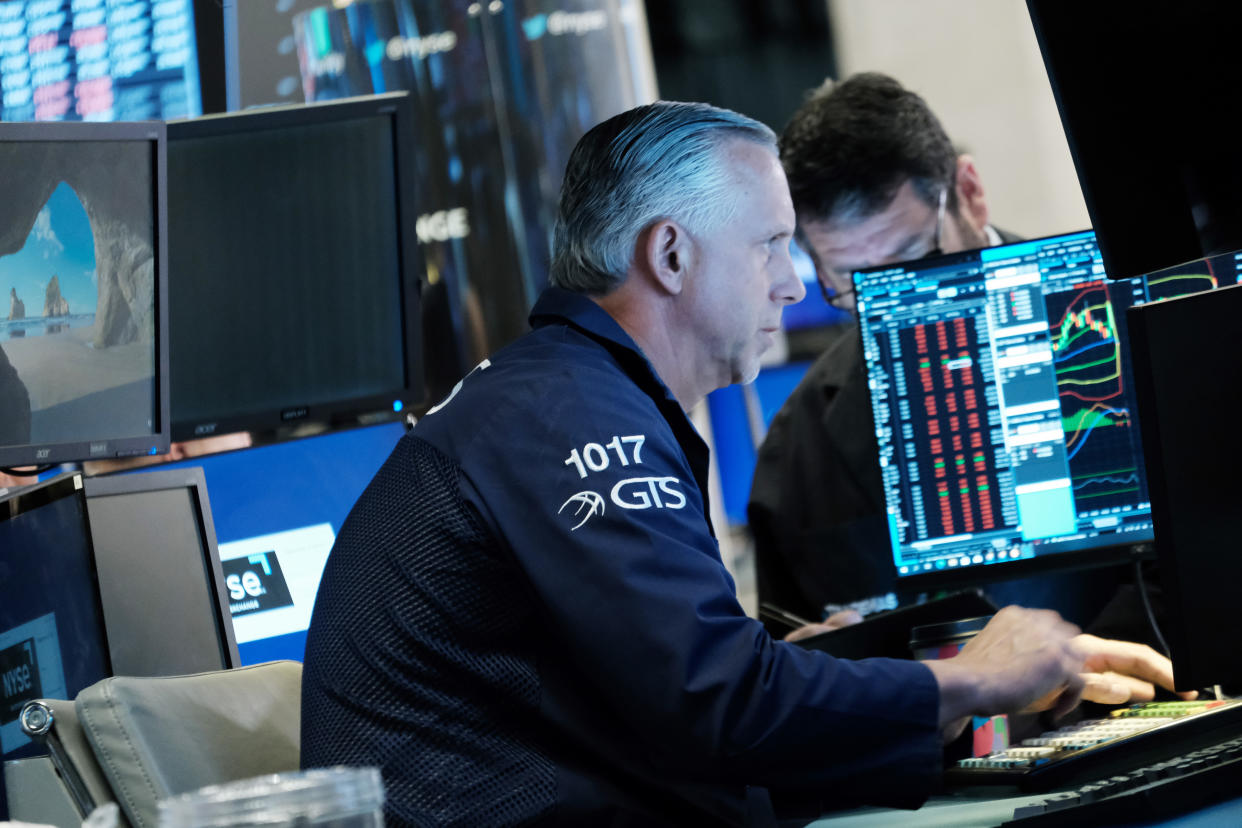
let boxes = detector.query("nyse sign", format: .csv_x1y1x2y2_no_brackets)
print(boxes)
222,551,295,618
416,208,470,243
0,639,40,724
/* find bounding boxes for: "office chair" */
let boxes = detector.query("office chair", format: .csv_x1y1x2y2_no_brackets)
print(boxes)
10,660,302,828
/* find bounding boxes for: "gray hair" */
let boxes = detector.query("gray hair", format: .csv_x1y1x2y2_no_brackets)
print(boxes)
550,101,777,294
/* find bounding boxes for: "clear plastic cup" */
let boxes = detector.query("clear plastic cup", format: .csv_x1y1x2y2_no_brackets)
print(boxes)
157,767,384,828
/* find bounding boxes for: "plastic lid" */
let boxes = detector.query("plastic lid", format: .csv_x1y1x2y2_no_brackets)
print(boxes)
157,767,384,828
909,615,994,649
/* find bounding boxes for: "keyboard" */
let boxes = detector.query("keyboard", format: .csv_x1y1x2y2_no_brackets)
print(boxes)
1000,733,1242,826
945,699,1242,791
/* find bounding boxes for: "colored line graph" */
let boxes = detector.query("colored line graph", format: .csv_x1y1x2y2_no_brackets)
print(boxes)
1149,272,1217,292
1072,469,1140,500
1052,288,1123,406
1146,260,1219,302
1045,280,1145,512
1063,406,1129,460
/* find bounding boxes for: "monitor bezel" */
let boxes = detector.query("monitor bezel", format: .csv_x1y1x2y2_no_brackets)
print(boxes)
82,466,241,673
165,92,424,443
850,229,1156,593
0,121,171,468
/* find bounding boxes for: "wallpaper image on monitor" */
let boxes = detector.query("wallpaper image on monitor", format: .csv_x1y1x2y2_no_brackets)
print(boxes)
0,141,156,454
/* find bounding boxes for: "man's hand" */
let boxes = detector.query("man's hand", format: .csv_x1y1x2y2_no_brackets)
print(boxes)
783,609,863,643
1074,634,1196,705
921,608,1199,743
922,606,1086,739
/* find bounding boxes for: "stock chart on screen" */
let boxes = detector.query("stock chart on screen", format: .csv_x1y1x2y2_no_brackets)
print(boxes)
854,231,1240,582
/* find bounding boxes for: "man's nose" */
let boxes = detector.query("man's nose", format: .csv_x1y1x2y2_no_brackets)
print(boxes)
776,252,806,305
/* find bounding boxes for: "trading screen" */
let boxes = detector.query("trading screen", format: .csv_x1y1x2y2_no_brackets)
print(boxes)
855,231,1240,578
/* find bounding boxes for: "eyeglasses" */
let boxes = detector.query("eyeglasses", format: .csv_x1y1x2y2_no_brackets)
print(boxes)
815,186,950,310
821,274,855,310
793,228,853,310
923,185,949,260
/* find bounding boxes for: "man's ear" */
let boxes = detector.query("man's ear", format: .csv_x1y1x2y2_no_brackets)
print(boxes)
640,219,692,296
954,154,990,232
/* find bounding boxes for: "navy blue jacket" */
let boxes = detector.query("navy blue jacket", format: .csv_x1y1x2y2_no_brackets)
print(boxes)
301,287,943,827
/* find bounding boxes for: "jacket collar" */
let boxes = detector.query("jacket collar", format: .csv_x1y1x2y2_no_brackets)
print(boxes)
530,286,680,409
530,286,638,352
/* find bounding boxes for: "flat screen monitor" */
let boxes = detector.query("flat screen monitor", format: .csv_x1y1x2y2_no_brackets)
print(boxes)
0,473,111,816
852,230,1241,590
1128,279,1242,691
0,120,170,468
0,0,223,122
83,466,239,677
166,92,423,442
150,421,405,665
1027,1,1242,281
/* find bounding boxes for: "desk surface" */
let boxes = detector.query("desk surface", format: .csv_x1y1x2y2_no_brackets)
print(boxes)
808,787,1242,827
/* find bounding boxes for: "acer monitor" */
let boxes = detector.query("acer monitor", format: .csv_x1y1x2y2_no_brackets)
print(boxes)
165,93,424,441
0,120,170,468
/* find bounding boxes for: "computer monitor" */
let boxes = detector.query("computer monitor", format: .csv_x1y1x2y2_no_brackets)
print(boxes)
852,230,1241,591
0,473,111,811
83,467,239,677
1128,278,1242,691
165,92,423,442
1027,1,1242,281
0,120,170,468
150,420,406,665
0,0,224,122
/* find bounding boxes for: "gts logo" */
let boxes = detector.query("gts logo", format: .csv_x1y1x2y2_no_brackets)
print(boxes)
610,476,686,510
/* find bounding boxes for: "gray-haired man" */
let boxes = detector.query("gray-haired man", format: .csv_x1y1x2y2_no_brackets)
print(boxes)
301,101,1180,827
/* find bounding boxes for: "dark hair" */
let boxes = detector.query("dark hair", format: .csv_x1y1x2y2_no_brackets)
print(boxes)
779,72,957,225
550,101,776,294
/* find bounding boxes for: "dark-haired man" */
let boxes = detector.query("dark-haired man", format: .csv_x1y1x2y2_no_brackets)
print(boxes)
750,73,1111,635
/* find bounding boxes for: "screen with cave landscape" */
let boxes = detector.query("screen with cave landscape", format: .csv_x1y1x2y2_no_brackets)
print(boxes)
1,140,157,454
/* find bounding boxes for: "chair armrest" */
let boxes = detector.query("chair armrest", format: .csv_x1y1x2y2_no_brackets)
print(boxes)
18,698,117,819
